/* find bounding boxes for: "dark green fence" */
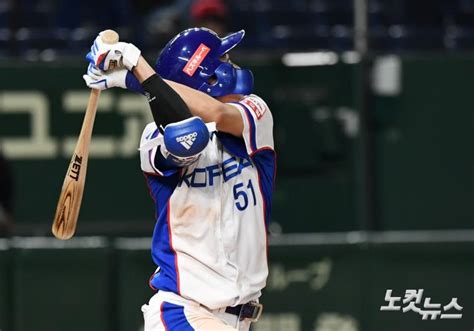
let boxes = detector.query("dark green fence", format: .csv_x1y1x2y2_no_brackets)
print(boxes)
0,240,9,331
115,239,156,331
373,56,474,230
9,238,111,331
0,235,472,331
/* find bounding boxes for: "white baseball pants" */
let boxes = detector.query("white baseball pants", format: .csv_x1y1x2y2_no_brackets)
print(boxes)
142,291,252,331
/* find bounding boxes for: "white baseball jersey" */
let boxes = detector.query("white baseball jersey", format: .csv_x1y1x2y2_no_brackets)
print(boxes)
139,94,276,310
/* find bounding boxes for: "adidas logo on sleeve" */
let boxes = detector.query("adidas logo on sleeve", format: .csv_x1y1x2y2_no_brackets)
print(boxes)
176,132,198,150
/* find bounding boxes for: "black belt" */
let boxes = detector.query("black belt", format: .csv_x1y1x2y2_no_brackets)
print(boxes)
225,302,263,322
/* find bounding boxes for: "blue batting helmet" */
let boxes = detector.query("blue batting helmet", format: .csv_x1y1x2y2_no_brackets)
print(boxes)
155,27,254,97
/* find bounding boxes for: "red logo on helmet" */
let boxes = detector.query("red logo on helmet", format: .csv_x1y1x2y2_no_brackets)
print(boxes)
183,43,211,77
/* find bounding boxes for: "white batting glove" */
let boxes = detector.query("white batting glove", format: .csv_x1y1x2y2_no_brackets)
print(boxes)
85,32,141,71
83,64,127,90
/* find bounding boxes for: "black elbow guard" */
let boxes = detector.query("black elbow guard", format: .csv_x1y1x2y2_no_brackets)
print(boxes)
141,74,192,128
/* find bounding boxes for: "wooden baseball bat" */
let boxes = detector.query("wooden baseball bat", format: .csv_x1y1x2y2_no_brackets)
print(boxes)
52,29,119,240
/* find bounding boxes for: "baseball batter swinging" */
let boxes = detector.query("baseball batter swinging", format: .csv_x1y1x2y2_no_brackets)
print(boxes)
83,28,276,331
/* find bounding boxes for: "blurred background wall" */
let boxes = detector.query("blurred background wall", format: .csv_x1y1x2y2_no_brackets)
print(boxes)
0,0,473,330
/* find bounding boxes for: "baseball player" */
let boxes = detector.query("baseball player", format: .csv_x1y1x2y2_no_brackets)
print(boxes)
83,28,276,331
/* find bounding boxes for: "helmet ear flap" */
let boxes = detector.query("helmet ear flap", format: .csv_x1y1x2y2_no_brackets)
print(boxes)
197,62,253,96
198,63,235,96
206,74,218,85
232,68,254,95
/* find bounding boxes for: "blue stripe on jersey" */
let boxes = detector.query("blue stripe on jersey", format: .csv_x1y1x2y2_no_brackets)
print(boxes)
145,173,181,294
241,106,258,152
216,132,249,160
161,302,195,331
251,149,277,226
229,101,257,152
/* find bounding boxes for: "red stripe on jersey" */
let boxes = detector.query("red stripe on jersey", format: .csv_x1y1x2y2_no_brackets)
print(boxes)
255,166,269,262
148,271,158,292
160,302,169,331
249,146,273,157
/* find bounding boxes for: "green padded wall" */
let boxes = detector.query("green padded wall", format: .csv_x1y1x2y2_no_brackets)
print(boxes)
257,239,474,331
0,240,9,331
11,238,110,331
261,62,357,232
0,236,471,330
374,56,474,230
258,242,366,331
115,239,156,331
272,175,356,232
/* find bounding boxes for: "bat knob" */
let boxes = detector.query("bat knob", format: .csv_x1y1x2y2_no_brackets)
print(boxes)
100,29,119,44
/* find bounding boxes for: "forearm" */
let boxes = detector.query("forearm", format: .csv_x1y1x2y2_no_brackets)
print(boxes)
133,56,156,83
133,57,192,128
